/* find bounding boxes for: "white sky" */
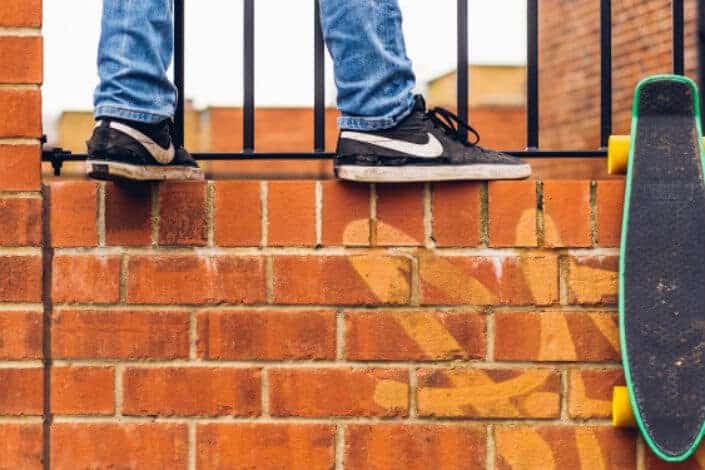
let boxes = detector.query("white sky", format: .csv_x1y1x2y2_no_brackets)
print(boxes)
43,0,526,121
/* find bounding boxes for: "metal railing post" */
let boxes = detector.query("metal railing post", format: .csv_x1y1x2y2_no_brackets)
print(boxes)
526,0,539,149
457,0,469,142
314,0,326,152
174,0,185,147
673,0,685,75
243,0,255,152
600,0,613,148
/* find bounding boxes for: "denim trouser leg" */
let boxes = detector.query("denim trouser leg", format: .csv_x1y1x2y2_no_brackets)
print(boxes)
319,0,417,131
94,0,177,124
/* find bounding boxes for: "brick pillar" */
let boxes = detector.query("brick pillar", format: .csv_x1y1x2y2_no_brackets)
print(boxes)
0,0,44,468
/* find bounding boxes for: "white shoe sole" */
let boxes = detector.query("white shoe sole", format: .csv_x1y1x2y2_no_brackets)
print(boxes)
336,163,531,183
87,160,204,182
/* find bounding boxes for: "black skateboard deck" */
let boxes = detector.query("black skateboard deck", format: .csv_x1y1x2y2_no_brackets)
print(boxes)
621,75,705,461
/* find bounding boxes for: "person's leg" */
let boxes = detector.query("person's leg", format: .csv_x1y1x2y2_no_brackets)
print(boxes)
94,0,176,123
319,0,416,131
87,0,202,181
320,0,531,183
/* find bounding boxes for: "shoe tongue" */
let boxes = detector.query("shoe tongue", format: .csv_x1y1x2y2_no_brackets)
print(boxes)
413,95,427,112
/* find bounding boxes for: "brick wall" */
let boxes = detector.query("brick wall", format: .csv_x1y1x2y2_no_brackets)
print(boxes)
17,176,692,470
540,0,698,149
0,1,45,469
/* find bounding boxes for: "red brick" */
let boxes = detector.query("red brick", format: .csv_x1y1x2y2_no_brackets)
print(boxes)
568,256,618,305
376,183,424,246
322,181,370,246
52,309,189,359
127,255,265,304
52,424,187,470
269,368,408,417
158,181,207,246
51,366,115,415
0,424,42,470
345,424,486,470
52,255,121,303
0,0,42,27
345,310,486,361
105,182,152,246
0,255,41,302
214,180,261,246
197,309,335,360
569,368,625,419
417,368,561,418
0,197,41,246
432,182,481,247
0,36,42,84
123,367,260,417
597,180,625,247
0,368,42,415
0,311,41,359
0,89,41,138
489,180,537,247
272,255,411,305
419,254,558,306
494,311,620,361
0,145,40,191
543,180,592,247
50,181,98,247
197,424,335,470
495,426,636,469
268,180,316,246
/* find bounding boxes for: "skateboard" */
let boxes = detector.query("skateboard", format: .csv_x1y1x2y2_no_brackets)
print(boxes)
607,75,705,462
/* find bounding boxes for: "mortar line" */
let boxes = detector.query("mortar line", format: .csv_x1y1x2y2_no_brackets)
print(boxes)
118,255,129,304
589,180,598,247
370,184,378,246
115,364,124,418
315,181,323,247
636,436,645,470
409,254,420,307
424,183,435,249
189,310,198,360
485,306,495,361
408,366,417,419
335,423,345,470
536,179,545,247
0,191,42,199
265,256,273,304
151,183,160,246
336,309,345,361
486,423,495,470
97,182,106,247
41,183,54,470
261,368,270,417
0,28,42,36
560,369,569,421
261,181,268,247
480,182,489,247
206,181,215,248
0,137,40,145
188,422,197,470
559,255,569,306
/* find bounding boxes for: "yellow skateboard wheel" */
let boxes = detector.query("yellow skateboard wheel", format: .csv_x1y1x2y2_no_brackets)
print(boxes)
608,135,705,175
607,135,630,175
612,386,636,427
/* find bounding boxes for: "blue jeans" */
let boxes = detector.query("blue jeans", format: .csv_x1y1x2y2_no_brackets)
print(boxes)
94,0,416,131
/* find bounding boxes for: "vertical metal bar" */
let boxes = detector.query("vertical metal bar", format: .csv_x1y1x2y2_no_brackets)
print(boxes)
600,0,612,148
314,0,326,152
457,0,469,142
527,0,539,149
173,0,185,147
243,0,255,152
673,0,685,75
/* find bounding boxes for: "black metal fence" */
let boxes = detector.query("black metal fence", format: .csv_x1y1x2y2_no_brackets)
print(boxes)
42,0,700,175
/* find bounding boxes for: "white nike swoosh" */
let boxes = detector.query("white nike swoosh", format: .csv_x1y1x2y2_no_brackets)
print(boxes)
341,131,444,158
106,121,176,165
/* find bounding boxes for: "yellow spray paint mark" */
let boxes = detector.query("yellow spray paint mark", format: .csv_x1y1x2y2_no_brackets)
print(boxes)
392,312,465,358
496,427,555,470
347,254,410,304
590,313,620,354
373,379,408,411
575,428,606,470
539,313,576,361
418,253,498,305
342,218,371,246
417,370,556,417
570,372,611,417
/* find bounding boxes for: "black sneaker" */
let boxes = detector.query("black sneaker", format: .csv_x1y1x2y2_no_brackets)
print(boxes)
335,96,531,183
86,118,204,181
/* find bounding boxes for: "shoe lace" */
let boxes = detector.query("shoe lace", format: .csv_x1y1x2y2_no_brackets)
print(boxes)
424,107,482,147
